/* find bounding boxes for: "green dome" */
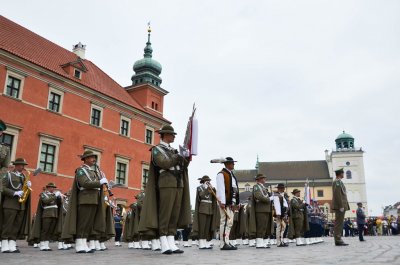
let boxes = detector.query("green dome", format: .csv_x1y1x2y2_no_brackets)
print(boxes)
133,57,162,75
336,131,354,140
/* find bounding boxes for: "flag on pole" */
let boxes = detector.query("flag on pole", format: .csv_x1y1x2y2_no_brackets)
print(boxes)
304,179,311,205
181,104,198,160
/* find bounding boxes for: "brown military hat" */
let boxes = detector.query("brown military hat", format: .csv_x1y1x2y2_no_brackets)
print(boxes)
46,182,57,188
291,188,301,195
0,120,7,132
12,158,28,165
198,175,211,183
255,173,266,180
80,150,97,161
277,183,285,189
157,125,177,135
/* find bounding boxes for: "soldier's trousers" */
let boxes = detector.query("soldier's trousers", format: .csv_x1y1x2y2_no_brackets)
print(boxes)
41,217,57,241
159,187,183,236
334,210,345,243
77,204,97,238
292,215,304,238
276,217,287,244
255,212,268,238
219,207,234,247
1,208,24,240
198,213,212,239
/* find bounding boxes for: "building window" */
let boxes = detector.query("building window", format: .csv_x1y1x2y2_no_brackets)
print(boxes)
116,162,127,185
142,167,149,189
317,190,324,197
346,170,352,179
40,143,56,173
145,128,153,145
1,125,20,161
120,117,130,137
48,91,62,112
0,133,14,148
5,76,22,99
90,105,103,127
74,69,81,79
244,183,251,192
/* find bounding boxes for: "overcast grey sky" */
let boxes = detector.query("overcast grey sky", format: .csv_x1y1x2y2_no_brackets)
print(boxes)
2,0,400,216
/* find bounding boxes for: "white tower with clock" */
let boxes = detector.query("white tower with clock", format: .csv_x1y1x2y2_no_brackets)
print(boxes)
325,131,368,218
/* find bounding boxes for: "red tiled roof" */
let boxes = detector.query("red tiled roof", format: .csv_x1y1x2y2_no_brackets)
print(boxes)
0,15,147,112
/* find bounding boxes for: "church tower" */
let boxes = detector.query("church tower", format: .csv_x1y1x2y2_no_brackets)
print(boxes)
326,131,368,217
125,25,168,117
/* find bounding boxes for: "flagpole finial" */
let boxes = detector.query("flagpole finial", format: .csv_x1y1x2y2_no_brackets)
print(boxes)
147,21,151,33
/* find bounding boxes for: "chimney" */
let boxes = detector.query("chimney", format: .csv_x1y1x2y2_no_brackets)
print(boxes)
72,42,86,59
325,149,330,161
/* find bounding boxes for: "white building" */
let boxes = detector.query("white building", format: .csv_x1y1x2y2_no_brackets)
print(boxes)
326,131,368,218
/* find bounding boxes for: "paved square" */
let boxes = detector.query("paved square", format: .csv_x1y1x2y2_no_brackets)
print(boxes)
1,236,399,265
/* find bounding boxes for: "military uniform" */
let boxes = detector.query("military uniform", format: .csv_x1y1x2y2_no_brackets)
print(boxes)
251,180,272,248
0,158,31,253
30,183,62,251
288,189,308,246
192,176,218,249
138,125,191,255
61,150,109,253
332,169,350,246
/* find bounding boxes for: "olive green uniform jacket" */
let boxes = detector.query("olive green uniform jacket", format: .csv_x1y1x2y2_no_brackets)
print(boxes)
138,145,191,238
61,166,107,243
332,179,350,211
29,192,63,243
248,184,273,238
191,185,219,240
0,143,11,198
0,171,31,239
288,197,309,239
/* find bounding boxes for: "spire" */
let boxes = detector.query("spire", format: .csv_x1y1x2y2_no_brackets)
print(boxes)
255,155,260,171
144,22,153,58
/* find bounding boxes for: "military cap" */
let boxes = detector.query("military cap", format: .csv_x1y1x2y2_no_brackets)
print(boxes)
335,168,344,175
291,188,301,195
0,120,7,132
12,157,28,165
157,125,177,135
224,157,237,164
357,202,363,206
277,183,285,189
255,173,266,180
80,150,97,161
46,182,57,188
198,175,211,183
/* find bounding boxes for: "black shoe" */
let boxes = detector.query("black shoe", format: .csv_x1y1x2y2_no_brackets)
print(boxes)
76,250,86,254
229,244,238,250
360,240,366,242
162,249,173,255
1,250,11,253
335,242,349,246
86,249,95,253
277,243,285,247
11,249,20,253
172,249,184,254
220,243,235,250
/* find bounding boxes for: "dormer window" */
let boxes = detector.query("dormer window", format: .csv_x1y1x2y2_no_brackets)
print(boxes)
74,69,81,79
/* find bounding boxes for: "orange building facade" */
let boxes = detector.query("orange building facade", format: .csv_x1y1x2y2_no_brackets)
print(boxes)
0,16,169,212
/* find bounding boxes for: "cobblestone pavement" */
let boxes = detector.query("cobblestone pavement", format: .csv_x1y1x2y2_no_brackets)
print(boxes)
1,236,399,265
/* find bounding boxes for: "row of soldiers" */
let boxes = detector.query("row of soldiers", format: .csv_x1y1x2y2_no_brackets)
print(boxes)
0,121,332,255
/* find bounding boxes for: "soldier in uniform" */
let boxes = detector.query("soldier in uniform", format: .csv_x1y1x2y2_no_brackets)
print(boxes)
61,150,109,253
288,189,308,246
216,157,239,250
249,174,273,248
59,191,71,250
124,203,135,249
192,176,218,249
0,158,32,253
332,168,350,246
138,125,191,255
272,183,289,247
30,182,63,251
0,120,11,204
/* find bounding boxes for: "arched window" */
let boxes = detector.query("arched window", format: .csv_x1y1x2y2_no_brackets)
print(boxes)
346,170,352,179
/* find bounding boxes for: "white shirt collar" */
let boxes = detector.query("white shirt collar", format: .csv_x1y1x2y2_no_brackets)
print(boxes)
160,140,170,147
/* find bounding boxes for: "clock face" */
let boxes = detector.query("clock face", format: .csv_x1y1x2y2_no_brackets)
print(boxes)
346,161,350,166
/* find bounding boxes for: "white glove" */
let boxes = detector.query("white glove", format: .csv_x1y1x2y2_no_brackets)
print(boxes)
55,191,61,197
100,178,108,185
339,208,344,212
14,191,24,197
27,181,32,188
